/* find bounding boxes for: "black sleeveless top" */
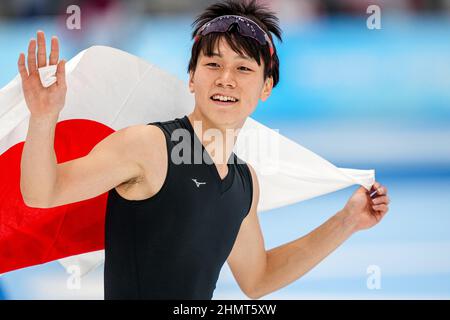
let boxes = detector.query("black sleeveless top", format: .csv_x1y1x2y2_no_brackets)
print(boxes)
104,115,253,299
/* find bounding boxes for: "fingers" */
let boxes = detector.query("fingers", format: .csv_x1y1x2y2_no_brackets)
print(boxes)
18,53,28,80
49,36,59,65
371,195,390,205
56,60,66,88
37,30,47,68
27,38,37,73
370,181,390,222
371,204,388,215
378,185,388,195
373,210,385,222
371,181,388,196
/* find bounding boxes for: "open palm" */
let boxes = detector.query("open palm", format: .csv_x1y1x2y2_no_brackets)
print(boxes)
18,31,67,118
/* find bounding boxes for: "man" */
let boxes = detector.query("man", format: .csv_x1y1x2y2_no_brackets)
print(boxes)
18,0,390,299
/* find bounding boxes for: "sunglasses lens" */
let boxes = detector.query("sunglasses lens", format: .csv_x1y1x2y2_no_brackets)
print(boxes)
200,17,266,46
196,15,273,58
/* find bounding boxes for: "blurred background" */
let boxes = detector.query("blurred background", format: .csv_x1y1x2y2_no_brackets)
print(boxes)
0,0,449,299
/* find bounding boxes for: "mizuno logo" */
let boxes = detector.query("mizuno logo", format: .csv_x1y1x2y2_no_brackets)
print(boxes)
191,178,207,187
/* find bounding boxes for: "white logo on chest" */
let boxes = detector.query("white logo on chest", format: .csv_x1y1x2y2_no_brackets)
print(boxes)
191,178,207,188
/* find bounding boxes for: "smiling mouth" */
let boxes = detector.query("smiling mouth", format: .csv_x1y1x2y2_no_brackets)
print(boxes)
210,96,239,105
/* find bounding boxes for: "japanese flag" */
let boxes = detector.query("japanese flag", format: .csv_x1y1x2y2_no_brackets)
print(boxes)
0,46,375,276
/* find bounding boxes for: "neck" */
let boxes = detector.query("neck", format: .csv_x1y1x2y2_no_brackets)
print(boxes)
187,109,245,167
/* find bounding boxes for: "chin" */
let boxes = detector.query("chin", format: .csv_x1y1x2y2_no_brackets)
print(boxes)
207,104,248,126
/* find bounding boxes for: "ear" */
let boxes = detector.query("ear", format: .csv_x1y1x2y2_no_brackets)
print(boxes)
260,76,273,102
189,70,195,93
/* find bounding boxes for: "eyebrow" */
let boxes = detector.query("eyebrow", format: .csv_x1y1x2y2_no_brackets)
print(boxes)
209,52,252,61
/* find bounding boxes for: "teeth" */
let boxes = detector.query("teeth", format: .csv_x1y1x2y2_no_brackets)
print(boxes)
212,95,237,102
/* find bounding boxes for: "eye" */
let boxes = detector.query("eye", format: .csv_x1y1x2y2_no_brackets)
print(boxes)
206,63,219,67
238,66,252,71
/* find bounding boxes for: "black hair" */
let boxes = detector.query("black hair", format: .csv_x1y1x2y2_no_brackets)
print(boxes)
188,0,283,88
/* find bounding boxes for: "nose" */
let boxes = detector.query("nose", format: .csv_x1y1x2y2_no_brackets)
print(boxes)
214,69,236,89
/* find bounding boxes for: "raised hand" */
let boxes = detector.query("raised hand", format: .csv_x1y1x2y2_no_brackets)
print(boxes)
18,30,67,118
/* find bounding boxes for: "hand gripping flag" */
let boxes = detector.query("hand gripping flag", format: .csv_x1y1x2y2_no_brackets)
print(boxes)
0,46,375,276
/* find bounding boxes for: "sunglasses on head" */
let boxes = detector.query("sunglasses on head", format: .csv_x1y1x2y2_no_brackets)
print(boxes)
194,15,274,67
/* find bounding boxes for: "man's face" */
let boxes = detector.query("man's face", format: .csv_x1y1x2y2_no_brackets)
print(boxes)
189,37,273,126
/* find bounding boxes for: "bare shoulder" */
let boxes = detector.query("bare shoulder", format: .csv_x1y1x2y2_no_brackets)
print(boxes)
245,163,260,217
246,163,260,196
138,123,167,160
116,123,164,162
120,123,165,146
115,123,168,198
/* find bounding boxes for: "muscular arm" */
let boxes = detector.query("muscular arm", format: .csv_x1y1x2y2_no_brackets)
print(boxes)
18,31,158,208
227,164,358,299
252,209,356,299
